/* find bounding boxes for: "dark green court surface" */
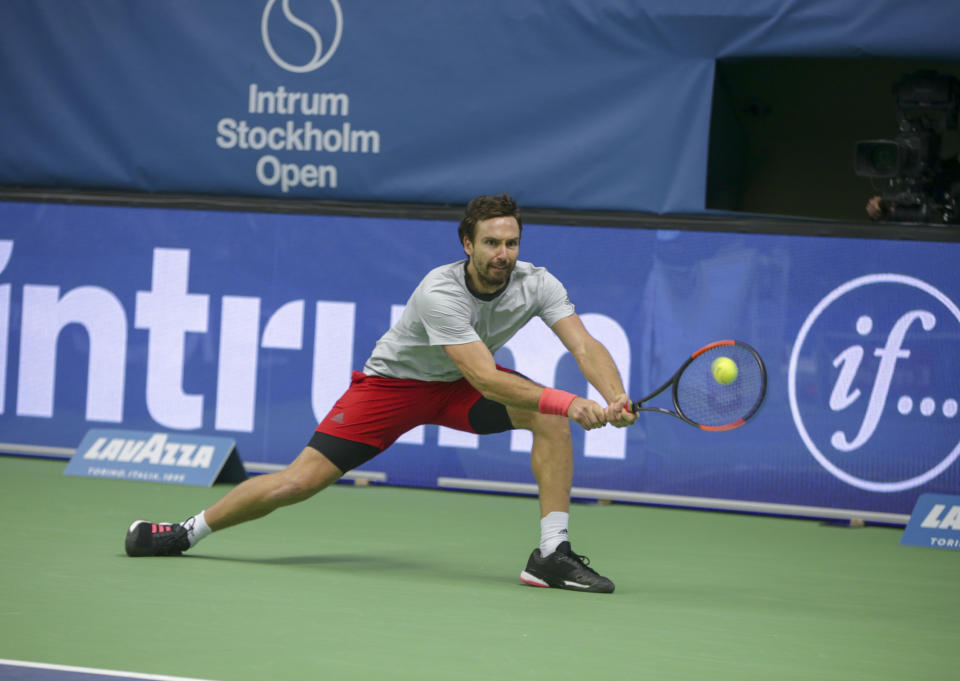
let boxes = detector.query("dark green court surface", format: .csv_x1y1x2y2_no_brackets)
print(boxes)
1,456,956,681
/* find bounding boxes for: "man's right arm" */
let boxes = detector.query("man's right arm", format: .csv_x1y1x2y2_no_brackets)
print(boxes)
443,340,607,430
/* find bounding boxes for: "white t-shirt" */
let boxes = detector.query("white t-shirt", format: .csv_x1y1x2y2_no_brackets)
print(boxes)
363,260,575,381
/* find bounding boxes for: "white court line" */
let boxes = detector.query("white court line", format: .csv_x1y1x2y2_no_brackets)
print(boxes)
0,659,219,681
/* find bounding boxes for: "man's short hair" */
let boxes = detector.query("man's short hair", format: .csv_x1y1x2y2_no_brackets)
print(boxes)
458,193,523,245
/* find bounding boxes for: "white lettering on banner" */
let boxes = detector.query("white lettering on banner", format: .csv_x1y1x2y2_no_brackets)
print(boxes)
81,434,215,469
921,504,960,530
88,467,129,479
17,284,127,422
581,314,631,459
1,242,632,459
311,301,355,425
217,120,379,154
930,537,960,547
134,433,166,464
1,244,358,434
135,249,210,430
830,310,936,452
117,439,145,462
392,305,426,446
248,84,349,116
216,296,262,432
81,437,107,458
215,88,382,195
256,155,338,192
216,298,305,432
194,445,215,469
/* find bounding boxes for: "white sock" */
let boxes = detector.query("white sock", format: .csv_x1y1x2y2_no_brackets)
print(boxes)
184,510,212,547
539,511,569,557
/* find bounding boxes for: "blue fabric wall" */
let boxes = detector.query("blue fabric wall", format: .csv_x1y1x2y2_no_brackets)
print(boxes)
2,1,958,212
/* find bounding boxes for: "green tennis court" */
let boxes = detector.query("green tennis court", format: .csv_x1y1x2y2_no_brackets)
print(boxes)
1,456,956,681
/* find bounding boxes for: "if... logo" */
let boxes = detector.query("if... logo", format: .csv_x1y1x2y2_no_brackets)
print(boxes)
262,0,343,73
789,274,960,492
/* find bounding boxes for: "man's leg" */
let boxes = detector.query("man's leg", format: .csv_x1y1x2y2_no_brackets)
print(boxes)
124,447,343,556
204,446,343,531
506,408,572,517
127,368,405,557
507,405,615,593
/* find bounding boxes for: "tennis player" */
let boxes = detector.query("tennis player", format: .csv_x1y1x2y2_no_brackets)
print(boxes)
125,193,636,593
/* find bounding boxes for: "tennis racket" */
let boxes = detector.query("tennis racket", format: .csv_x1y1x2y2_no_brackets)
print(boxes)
630,340,766,431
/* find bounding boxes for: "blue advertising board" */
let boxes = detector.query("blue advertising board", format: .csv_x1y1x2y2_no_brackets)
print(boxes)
1,200,958,516
64,428,245,486
2,1,959,212
900,494,960,550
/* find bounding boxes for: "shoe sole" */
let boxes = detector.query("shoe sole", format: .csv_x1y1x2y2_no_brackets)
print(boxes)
520,570,550,588
520,570,612,592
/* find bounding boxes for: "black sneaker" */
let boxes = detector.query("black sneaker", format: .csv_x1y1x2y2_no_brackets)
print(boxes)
125,520,190,557
520,541,615,593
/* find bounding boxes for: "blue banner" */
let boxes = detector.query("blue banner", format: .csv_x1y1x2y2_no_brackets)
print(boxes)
2,1,959,212
1,200,958,515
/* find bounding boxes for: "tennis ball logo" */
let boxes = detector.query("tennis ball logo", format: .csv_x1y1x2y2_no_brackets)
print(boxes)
262,0,343,73
711,356,738,385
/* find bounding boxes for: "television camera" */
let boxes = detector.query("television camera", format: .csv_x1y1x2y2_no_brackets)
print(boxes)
855,70,960,224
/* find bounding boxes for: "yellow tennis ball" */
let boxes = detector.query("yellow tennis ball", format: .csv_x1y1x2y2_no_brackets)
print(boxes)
711,356,738,385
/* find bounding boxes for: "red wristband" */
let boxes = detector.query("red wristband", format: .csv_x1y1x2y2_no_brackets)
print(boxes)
538,387,577,417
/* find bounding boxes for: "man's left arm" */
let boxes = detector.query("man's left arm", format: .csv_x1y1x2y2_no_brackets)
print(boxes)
551,314,636,427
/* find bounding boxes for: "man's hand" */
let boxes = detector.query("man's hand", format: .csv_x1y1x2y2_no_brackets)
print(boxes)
566,396,608,430
605,394,637,428
866,196,886,220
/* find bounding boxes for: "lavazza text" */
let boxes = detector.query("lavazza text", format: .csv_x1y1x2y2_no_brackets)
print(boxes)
215,84,382,193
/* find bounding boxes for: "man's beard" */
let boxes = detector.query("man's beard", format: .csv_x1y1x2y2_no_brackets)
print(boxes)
476,260,514,289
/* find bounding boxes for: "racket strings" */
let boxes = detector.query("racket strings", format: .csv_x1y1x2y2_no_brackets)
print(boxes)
675,345,764,427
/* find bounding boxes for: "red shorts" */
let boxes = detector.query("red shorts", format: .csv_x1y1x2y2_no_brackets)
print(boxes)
311,368,519,472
